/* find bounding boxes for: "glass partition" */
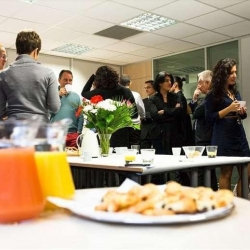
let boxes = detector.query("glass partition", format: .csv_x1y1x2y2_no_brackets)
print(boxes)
153,40,239,99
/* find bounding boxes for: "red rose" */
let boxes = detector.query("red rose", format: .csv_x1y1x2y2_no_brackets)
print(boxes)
90,95,103,104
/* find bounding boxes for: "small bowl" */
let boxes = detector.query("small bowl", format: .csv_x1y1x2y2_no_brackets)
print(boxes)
182,146,205,159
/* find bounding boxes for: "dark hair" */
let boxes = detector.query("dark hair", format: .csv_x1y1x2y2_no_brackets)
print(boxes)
16,30,41,55
94,66,119,89
145,80,154,84
210,58,237,104
59,70,73,79
154,71,174,92
119,74,131,86
173,76,183,89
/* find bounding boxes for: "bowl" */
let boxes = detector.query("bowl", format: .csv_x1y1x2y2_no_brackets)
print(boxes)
182,146,205,159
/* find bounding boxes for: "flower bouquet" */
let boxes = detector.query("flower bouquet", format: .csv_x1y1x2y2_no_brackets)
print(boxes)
76,95,138,156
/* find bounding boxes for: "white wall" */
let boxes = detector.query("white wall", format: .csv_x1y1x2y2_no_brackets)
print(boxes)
5,49,121,97
240,36,250,142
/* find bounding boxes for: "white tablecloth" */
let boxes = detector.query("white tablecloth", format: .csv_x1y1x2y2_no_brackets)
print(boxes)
0,188,250,249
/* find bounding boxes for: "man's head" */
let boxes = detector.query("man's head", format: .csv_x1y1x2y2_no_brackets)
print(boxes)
0,44,7,70
197,70,212,95
144,80,155,97
170,76,183,93
119,74,131,88
59,70,73,88
16,30,41,59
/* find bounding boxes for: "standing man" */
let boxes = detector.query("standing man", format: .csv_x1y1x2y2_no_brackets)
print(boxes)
50,70,83,147
140,80,157,149
0,30,60,122
188,70,218,191
119,74,145,146
0,44,7,71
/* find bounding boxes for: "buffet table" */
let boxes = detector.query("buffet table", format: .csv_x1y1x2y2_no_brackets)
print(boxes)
68,155,250,199
0,188,249,250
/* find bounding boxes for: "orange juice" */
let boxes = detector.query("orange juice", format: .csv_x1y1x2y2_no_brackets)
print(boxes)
0,147,45,223
125,155,136,162
35,151,75,207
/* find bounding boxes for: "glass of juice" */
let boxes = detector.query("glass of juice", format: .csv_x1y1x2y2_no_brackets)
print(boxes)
124,149,137,164
0,119,45,223
34,119,75,209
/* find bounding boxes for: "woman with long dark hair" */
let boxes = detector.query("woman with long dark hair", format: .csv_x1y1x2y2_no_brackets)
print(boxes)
205,58,250,196
149,71,183,155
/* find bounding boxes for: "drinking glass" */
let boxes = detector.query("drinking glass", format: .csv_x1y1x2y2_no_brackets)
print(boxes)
131,144,140,154
34,119,75,209
0,119,45,223
140,149,155,166
206,146,218,158
124,149,137,164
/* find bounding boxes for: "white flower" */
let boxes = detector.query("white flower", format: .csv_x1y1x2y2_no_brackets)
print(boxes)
96,99,117,111
83,105,93,112
90,109,98,114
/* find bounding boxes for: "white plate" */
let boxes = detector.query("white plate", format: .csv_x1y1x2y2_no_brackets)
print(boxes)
47,189,235,225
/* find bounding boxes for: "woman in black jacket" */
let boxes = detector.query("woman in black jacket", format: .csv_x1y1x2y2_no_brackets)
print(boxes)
149,71,183,155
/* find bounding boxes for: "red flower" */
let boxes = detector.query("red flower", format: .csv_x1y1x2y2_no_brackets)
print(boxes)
75,105,83,117
90,95,103,104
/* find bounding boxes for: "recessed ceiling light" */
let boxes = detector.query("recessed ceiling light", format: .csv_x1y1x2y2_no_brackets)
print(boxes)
51,44,93,55
19,0,37,3
121,13,176,32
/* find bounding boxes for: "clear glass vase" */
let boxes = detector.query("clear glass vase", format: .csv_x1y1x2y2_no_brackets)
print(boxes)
98,133,111,157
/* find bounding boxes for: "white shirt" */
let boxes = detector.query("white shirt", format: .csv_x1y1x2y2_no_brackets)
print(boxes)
132,91,145,124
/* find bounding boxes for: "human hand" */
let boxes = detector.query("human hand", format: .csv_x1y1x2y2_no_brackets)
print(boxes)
59,87,67,97
193,89,201,101
175,103,181,108
158,110,164,115
238,106,247,115
229,100,240,112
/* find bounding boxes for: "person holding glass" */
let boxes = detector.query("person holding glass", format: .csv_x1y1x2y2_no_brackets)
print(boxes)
205,58,250,196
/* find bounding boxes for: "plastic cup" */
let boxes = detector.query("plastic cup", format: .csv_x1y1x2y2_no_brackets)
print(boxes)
238,101,246,108
206,146,218,158
140,149,155,166
65,84,72,93
172,147,181,156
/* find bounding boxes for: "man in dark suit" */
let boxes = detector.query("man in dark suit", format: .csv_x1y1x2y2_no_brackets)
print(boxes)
140,80,157,149
188,70,218,191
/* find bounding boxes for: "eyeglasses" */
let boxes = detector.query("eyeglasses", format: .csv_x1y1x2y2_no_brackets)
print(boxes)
0,55,7,60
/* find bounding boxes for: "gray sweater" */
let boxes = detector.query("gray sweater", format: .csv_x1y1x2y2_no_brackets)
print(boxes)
0,54,60,122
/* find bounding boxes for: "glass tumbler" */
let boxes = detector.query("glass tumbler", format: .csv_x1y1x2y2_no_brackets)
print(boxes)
34,119,75,209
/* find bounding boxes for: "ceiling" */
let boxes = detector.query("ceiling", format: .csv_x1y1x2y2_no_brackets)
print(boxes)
1,0,250,66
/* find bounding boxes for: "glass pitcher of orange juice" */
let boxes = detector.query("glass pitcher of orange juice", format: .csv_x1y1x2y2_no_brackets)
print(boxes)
34,119,75,209
0,119,45,223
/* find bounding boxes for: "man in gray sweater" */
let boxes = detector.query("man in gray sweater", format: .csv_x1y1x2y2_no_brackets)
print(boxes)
0,30,60,122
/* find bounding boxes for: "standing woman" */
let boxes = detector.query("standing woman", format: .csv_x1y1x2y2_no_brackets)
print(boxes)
149,71,183,155
205,58,250,196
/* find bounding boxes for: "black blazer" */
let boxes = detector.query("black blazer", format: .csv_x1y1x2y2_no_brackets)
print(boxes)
140,97,157,140
148,92,183,139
